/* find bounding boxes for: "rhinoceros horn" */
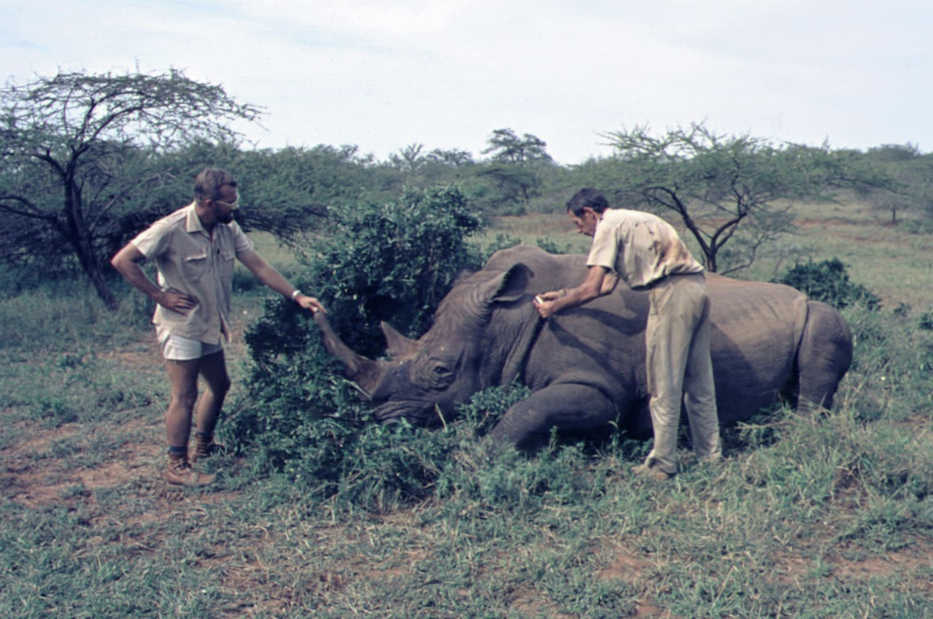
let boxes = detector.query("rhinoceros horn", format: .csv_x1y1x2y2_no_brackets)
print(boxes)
381,321,421,360
312,311,390,399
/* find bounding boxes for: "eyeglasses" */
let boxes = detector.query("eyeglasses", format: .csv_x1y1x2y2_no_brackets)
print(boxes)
214,195,240,210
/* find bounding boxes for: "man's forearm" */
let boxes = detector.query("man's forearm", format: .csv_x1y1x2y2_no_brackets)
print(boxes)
113,257,163,301
255,264,297,299
535,265,608,319
238,250,302,300
552,283,601,313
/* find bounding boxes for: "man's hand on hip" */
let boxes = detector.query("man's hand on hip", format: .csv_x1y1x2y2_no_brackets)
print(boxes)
158,289,199,314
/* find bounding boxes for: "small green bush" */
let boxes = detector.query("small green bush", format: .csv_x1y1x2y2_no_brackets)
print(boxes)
224,350,534,512
918,309,933,331
775,257,881,310
301,185,483,356
480,232,521,262
224,185,493,510
535,236,574,255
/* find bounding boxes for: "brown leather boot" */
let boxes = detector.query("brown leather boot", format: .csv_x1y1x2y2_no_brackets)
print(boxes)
164,454,215,486
191,433,226,463
632,463,673,481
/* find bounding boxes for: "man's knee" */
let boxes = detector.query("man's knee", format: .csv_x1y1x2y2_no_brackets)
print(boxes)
169,388,198,411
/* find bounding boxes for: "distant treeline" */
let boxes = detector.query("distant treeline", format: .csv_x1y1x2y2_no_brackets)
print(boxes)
2,70,930,307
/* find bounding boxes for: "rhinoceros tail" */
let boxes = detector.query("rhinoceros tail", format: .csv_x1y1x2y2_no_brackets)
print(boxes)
793,300,854,411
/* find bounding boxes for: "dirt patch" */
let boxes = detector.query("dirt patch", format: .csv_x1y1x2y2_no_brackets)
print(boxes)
2,474,71,509
3,453,157,509
1,411,164,509
770,552,816,586
831,544,932,590
772,541,932,591
1,420,83,455
631,602,672,617
598,542,655,582
596,541,668,617
509,585,574,619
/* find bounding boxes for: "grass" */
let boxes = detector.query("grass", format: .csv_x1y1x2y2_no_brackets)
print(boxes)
0,204,930,616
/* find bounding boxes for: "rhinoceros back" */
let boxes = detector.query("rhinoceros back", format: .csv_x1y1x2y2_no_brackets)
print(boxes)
484,246,811,424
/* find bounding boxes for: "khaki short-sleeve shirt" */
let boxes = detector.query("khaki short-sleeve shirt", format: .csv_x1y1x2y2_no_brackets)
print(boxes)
131,202,254,344
586,209,703,289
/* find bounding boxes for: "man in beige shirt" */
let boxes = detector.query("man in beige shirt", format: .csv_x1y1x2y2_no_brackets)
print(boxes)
534,188,721,480
112,168,324,486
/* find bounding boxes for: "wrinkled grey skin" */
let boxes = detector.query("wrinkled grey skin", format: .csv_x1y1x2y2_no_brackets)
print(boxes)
314,245,853,449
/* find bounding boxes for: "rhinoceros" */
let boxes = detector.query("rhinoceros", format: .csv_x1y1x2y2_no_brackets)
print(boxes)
313,245,853,449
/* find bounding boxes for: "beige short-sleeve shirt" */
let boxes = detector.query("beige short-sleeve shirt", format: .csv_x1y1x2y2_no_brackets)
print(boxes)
586,209,703,289
131,202,254,344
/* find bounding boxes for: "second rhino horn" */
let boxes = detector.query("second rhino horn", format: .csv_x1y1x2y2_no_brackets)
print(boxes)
381,321,421,361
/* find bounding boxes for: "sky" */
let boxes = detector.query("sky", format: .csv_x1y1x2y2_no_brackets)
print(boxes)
2,0,931,164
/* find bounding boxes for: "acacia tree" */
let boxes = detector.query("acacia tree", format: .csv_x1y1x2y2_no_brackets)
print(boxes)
388,143,427,175
426,147,473,167
479,128,553,210
861,144,933,225
482,128,550,164
0,70,261,308
602,123,893,273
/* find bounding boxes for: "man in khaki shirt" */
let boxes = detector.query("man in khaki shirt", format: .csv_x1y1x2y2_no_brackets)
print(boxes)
112,168,324,486
534,188,721,480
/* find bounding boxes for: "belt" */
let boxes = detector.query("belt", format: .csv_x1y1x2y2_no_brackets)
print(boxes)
641,271,704,290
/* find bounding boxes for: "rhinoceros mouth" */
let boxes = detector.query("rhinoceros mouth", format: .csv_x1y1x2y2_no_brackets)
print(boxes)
372,400,443,427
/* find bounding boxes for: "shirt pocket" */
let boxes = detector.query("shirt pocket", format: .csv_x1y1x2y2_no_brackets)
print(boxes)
181,252,210,281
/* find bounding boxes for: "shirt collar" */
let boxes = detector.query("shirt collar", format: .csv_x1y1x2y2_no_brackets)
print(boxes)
185,201,208,235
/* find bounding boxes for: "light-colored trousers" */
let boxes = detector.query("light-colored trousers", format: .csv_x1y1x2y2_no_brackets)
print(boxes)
644,273,722,474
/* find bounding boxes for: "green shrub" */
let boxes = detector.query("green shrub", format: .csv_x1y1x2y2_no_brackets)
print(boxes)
454,382,531,436
302,185,483,355
480,232,522,262
223,185,490,509
224,353,534,512
326,382,535,512
224,322,362,469
238,182,483,391
919,309,933,331
535,236,574,255
774,257,881,310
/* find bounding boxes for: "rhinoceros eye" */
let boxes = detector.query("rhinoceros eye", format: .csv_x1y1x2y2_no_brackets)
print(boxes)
426,360,455,388
410,355,456,390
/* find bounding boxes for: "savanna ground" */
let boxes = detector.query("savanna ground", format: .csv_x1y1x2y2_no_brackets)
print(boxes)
1,199,931,617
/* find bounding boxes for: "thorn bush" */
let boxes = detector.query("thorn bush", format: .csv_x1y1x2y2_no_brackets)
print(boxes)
223,186,494,510
774,257,881,310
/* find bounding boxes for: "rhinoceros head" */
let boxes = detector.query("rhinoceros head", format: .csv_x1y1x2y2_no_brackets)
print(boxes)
313,264,533,426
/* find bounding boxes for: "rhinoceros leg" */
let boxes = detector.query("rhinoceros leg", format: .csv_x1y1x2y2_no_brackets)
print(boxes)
794,300,854,410
488,383,616,450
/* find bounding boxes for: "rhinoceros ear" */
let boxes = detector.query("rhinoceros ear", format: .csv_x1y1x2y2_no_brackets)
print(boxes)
475,263,532,307
381,321,421,361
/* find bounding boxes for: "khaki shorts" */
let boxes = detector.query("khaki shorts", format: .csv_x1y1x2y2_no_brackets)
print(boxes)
159,333,223,361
